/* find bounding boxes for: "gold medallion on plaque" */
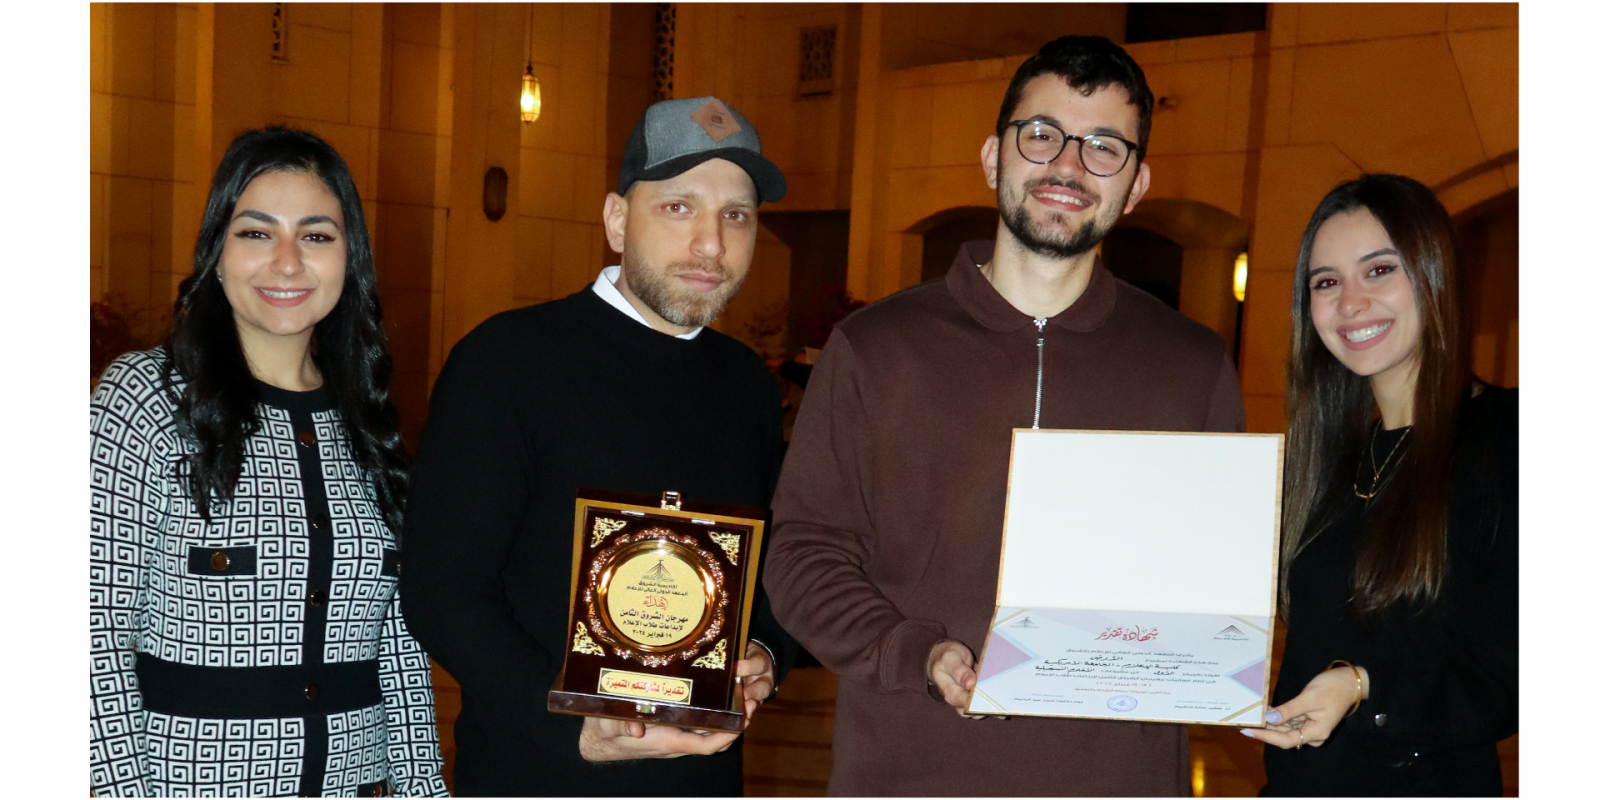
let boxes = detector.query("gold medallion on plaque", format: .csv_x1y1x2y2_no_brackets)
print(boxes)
585,529,727,669
551,489,765,733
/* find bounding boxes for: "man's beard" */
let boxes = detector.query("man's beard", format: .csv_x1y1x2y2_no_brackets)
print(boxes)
621,251,746,329
997,172,1122,259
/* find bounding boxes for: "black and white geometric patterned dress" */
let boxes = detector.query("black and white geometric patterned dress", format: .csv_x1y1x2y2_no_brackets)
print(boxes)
90,350,450,797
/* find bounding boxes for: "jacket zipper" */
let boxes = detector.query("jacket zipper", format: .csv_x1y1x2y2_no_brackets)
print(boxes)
1032,317,1048,429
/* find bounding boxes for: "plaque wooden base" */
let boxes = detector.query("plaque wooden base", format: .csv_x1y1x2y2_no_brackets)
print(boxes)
548,488,765,733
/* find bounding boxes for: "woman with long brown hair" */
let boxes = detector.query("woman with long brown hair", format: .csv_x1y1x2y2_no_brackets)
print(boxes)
1243,174,1517,795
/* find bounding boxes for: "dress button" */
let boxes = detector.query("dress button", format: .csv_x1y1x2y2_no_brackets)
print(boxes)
309,589,328,608
297,430,315,448
1374,713,1388,727
210,551,231,571
305,683,320,701
310,514,328,531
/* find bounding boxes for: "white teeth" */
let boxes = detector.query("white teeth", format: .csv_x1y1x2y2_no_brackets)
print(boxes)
261,289,309,299
1038,191,1088,207
1344,322,1390,343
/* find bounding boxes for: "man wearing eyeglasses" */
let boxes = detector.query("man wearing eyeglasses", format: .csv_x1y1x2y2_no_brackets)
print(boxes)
764,36,1245,795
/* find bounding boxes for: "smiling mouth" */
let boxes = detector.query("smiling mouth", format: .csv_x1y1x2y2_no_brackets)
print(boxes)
258,288,311,300
1033,189,1090,208
1342,321,1391,343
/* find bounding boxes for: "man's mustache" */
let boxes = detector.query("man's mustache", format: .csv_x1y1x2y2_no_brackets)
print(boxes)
668,260,732,282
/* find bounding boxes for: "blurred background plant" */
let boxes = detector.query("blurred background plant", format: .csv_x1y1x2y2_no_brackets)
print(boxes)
737,299,790,367
735,283,867,443
92,293,170,389
734,283,866,368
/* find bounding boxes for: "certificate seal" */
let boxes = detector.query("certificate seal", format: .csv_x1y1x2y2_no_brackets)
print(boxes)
1107,695,1138,712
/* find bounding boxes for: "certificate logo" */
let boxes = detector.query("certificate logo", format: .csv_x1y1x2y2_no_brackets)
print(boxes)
1213,625,1249,641
1107,695,1138,712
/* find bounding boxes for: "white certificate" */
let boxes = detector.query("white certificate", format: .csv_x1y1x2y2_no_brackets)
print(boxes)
967,430,1284,726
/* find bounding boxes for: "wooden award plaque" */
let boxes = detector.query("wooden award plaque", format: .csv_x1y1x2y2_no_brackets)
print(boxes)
548,488,766,732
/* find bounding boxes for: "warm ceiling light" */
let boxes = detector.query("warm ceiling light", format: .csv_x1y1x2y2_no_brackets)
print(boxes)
521,65,542,124
521,7,540,125
1232,252,1249,303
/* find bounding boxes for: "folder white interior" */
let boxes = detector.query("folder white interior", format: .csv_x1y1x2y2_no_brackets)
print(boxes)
998,429,1282,615
968,429,1285,724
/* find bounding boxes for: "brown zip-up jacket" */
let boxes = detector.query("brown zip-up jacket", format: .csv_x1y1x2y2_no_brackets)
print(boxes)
766,240,1246,796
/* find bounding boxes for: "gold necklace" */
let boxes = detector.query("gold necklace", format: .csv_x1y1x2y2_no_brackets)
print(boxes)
1353,425,1411,501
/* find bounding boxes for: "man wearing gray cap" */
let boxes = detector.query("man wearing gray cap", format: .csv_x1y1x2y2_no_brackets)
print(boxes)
401,96,796,796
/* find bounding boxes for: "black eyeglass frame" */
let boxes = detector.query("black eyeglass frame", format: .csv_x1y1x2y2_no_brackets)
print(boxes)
1008,119,1140,178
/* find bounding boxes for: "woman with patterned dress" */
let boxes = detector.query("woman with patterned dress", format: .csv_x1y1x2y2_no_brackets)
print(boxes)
1243,174,1517,796
90,128,449,797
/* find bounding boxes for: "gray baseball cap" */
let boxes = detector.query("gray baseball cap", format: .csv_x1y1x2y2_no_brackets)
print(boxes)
617,96,787,203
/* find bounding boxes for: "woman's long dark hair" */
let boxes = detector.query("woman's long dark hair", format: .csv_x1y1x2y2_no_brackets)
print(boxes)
1279,174,1473,618
163,127,409,531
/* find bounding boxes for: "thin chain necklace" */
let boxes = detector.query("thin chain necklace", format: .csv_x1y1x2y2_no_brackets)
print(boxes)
1354,424,1411,501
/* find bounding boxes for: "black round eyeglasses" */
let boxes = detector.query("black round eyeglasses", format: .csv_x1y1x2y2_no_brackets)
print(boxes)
1009,119,1139,178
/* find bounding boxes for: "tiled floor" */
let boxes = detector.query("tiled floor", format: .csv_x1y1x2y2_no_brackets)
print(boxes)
429,662,1517,797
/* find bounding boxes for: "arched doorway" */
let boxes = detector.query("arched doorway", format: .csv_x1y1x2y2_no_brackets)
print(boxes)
1455,189,1518,387
759,210,854,355
901,198,1250,349
715,219,794,361
911,206,1192,301
1100,227,1183,310
1116,198,1251,347
913,206,999,282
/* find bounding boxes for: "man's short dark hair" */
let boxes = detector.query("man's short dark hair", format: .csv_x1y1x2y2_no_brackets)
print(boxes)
995,36,1154,162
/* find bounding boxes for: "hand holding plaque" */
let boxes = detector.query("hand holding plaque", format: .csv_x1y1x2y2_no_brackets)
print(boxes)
549,489,766,733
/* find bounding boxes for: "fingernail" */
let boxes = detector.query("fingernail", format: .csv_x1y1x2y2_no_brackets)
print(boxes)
1265,710,1282,724
1239,729,1255,738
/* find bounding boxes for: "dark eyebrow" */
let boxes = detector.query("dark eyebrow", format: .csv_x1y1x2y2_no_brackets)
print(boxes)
1307,266,1335,278
1017,115,1131,142
1358,248,1400,263
654,186,705,204
231,209,276,225
230,210,341,229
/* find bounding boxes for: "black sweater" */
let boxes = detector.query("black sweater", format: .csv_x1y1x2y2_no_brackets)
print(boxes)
1262,387,1518,796
401,287,797,797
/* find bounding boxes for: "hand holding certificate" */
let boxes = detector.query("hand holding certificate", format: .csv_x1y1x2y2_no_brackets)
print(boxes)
967,430,1284,726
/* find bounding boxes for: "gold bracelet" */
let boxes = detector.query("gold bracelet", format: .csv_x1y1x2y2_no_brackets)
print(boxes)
1326,659,1362,717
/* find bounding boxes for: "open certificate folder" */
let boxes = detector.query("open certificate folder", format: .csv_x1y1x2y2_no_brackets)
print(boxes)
967,430,1285,726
